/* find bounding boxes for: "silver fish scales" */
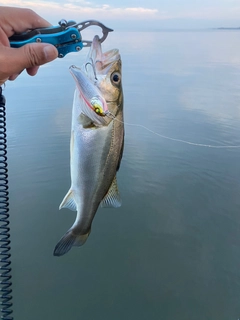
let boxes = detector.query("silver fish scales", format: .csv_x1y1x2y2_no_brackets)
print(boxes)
54,35,124,256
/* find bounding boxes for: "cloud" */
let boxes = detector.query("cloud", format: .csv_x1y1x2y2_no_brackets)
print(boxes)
3,0,240,29
67,0,92,5
0,0,159,21
173,6,240,20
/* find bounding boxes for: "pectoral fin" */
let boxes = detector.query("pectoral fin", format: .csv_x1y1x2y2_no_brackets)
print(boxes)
59,189,77,211
78,113,96,128
100,176,122,208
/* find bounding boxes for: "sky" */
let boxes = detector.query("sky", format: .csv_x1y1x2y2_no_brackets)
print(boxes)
1,0,240,30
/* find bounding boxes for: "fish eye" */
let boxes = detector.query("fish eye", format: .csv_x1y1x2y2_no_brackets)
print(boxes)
111,72,121,85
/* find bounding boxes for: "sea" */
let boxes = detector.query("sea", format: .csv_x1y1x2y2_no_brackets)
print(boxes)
3,30,240,320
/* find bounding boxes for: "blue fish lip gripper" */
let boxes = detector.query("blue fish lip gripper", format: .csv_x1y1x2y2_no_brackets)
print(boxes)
9,19,113,58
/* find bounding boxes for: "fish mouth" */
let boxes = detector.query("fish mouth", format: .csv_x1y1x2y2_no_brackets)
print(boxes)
85,35,120,78
69,35,120,125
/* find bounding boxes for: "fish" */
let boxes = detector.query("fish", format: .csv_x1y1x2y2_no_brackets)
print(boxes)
53,35,124,257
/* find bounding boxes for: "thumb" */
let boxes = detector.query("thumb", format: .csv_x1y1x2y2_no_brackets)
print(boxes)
0,43,58,81
22,43,58,67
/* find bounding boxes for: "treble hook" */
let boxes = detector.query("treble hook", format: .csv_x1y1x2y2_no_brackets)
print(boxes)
85,59,98,81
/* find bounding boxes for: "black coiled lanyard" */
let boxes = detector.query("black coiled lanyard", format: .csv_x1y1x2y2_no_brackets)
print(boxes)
0,87,13,320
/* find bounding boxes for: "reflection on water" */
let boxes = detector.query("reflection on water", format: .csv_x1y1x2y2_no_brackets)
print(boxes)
3,30,240,320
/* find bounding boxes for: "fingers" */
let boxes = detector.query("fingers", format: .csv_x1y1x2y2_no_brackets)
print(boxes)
8,66,39,81
0,43,58,85
26,66,40,76
0,6,57,85
0,7,52,37
8,73,22,81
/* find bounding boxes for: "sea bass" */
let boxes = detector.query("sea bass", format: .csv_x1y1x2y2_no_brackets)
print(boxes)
54,35,124,256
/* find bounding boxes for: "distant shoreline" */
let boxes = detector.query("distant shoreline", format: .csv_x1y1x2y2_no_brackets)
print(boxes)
119,27,240,32
215,27,240,30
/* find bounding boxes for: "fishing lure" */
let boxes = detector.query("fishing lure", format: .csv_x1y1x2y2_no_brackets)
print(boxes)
69,65,109,117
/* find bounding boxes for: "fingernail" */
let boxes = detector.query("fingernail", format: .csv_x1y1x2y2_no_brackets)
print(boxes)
43,45,58,62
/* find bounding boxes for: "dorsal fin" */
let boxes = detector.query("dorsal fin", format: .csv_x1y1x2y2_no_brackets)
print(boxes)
100,176,122,208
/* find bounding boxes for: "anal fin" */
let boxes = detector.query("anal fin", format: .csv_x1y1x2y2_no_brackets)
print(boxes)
59,189,77,211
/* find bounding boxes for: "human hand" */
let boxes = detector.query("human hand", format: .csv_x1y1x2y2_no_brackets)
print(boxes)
0,6,58,85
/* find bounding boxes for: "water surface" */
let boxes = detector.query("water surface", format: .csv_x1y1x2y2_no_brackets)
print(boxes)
4,30,240,320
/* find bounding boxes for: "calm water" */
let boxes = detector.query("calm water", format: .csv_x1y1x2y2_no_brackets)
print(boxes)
3,30,240,320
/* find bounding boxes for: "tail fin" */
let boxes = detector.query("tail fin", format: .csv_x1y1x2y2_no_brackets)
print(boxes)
53,229,91,257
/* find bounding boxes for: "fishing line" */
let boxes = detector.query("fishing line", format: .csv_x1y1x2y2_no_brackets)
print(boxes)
106,112,240,149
